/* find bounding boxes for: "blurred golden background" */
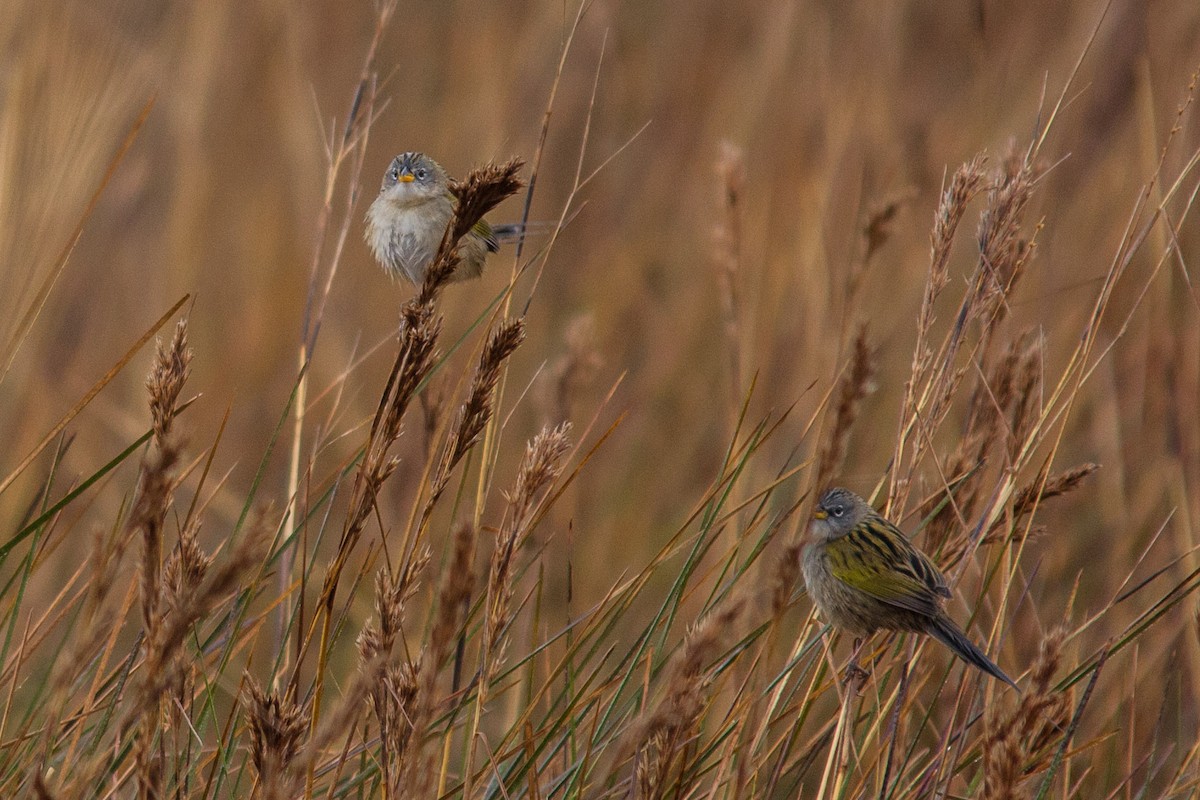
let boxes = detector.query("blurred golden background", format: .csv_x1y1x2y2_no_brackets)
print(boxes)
2,0,1199,702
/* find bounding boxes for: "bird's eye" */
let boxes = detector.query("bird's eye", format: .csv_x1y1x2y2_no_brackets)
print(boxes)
831,505,844,518
415,168,428,180
388,168,399,181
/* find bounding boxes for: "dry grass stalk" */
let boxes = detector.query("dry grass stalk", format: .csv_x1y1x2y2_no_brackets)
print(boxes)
630,601,744,800
982,627,1070,800
713,141,745,419
132,439,180,636
892,157,988,508
320,308,440,615
772,541,803,616
814,327,874,494
375,661,419,795
922,332,1038,551
912,156,989,387
296,651,386,783
973,149,1039,338
893,148,1042,513
1007,463,1099,528
130,318,192,800
1007,339,1043,465
137,511,272,720
159,519,211,739
458,424,570,797
423,318,526,525
147,319,193,445
417,158,526,304
430,520,478,677
357,556,428,797
244,679,308,800
482,422,572,683
548,312,602,423
389,521,477,799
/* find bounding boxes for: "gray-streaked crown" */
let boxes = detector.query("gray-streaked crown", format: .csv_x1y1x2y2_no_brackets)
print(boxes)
815,487,872,537
380,151,444,191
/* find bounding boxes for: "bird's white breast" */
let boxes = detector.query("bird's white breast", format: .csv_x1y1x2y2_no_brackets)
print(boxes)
366,194,454,283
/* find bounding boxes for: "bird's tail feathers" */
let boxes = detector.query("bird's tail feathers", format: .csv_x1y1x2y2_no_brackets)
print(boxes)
929,615,1019,690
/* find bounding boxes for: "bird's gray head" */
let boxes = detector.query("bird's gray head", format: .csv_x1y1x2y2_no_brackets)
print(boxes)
379,151,447,198
810,487,872,541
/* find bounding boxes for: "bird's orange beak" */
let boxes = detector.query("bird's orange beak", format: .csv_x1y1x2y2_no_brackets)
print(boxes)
398,174,415,183
813,509,828,520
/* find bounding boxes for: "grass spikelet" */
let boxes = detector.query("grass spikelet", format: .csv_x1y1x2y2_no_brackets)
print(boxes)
629,601,745,799
921,155,988,352
422,318,526,526
146,319,192,445
1009,463,1100,525
245,679,308,800
484,422,572,680
815,326,874,492
982,627,1070,799
419,159,526,300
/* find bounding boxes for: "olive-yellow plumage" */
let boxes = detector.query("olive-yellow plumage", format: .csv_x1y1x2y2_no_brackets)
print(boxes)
803,487,1017,689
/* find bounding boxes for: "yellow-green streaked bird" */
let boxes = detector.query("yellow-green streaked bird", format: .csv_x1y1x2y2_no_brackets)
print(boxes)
803,487,1018,689
365,151,518,283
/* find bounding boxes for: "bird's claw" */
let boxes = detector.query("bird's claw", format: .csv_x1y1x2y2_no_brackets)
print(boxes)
843,661,870,693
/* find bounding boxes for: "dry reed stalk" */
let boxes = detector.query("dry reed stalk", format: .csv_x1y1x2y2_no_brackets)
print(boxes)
147,321,192,445
421,318,526,529
713,141,745,423
547,312,602,424
982,627,1070,800
892,147,1042,518
280,0,391,689
158,517,210,780
356,555,428,798
921,332,1036,551
814,327,874,494
417,159,526,305
137,510,272,721
1004,463,1099,532
909,157,989,397
628,601,744,800
461,423,571,797
244,679,308,800
481,423,572,684
398,521,478,798
296,651,386,787
59,510,271,799
1007,338,1044,465
973,150,1039,338
891,156,988,506
130,319,191,800
840,190,913,348
430,520,478,680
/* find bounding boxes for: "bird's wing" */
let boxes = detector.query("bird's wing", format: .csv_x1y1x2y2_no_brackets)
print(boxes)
445,189,501,252
826,517,948,618
472,219,500,252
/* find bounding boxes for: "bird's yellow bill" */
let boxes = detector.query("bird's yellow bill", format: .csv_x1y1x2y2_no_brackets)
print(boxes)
813,509,828,520
399,174,415,183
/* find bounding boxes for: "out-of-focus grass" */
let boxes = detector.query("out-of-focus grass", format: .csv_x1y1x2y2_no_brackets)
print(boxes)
1,0,1199,797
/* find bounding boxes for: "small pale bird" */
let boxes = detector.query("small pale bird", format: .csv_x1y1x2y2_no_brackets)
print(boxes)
365,151,517,283
803,487,1018,689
